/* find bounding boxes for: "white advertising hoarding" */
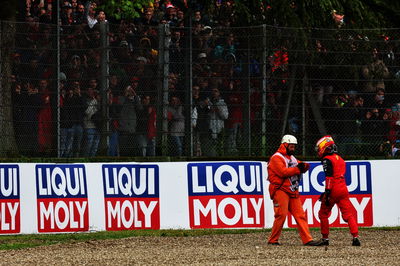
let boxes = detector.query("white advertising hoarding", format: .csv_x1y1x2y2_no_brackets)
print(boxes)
0,160,398,234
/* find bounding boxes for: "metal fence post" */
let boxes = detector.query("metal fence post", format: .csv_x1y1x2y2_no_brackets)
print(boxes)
242,30,251,156
184,23,193,157
0,20,18,156
261,25,267,157
0,20,2,143
302,68,306,156
157,24,170,156
56,1,61,158
100,21,110,155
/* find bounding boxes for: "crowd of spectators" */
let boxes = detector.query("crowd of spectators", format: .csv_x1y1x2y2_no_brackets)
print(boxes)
315,45,400,157
12,0,261,157
9,0,400,157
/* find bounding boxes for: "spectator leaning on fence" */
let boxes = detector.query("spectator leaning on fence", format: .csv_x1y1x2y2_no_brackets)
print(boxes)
224,80,242,155
206,87,229,157
136,94,157,157
118,84,143,156
107,88,121,157
24,82,42,156
12,82,28,156
37,79,53,156
83,82,101,157
69,81,86,157
60,83,74,157
167,95,185,156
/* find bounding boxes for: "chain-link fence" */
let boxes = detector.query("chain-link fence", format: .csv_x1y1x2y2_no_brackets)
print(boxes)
2,20,400,158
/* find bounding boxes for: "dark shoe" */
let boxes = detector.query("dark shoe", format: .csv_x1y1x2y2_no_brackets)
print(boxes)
352,237,361,246
267,242,280,245
317,238,329,246
304,239,328,246
304,240,324,246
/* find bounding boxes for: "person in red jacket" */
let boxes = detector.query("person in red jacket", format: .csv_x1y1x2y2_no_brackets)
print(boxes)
267,135,320,246
315,135,361,246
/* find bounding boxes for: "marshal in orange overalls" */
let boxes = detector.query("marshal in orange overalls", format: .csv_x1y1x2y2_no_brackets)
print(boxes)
267,143,315,245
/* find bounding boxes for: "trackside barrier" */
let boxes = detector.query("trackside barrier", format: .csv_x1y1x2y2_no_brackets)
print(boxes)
0,160,398,234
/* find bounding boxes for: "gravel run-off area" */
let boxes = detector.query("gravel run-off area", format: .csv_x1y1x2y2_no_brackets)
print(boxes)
1,229,399,265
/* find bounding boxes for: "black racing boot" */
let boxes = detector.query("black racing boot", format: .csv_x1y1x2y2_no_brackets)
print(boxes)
306,239,329,246
304,240,323,246
317,238,329,246
352,237,361,246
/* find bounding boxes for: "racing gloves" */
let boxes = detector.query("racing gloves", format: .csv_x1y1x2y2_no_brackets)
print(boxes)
319,189,331,206
297,162,310,173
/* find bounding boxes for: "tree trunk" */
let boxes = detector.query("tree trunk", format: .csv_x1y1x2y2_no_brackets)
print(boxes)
0,20,18,156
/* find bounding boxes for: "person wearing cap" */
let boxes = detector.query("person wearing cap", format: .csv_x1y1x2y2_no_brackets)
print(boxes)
163,3,178,26
61,1,73,26
193,52,210,77
267,135,320,246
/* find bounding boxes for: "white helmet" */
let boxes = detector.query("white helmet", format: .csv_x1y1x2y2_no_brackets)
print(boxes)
281,134,298,144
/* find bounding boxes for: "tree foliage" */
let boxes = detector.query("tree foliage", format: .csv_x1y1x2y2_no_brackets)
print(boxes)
245,0,400,28
98,0,154,20
100,0,400,28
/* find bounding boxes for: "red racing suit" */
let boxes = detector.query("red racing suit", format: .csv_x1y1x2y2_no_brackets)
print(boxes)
318,153,359,239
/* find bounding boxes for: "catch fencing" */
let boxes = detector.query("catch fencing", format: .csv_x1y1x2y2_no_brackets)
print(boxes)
2,21,400,158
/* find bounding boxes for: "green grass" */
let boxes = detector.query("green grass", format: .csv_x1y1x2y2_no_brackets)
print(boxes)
0,229,264,250
0,227,398,250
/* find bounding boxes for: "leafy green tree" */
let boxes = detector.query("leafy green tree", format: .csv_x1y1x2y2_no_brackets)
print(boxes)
99,0,154,20
99,0,400,28
233,0,400,28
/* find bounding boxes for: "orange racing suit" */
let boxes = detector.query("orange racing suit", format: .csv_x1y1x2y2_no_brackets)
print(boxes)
267,144,313,244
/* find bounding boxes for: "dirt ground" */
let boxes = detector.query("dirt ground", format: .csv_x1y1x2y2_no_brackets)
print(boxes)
0,230,399,265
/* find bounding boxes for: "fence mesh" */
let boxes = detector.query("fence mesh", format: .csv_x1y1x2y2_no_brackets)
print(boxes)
3,20,400,158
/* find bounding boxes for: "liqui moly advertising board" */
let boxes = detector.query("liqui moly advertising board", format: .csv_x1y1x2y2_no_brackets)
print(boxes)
0,165,20,234
36,165,89,233
188,162,265,229
102,164,160,230
288,161,373,228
